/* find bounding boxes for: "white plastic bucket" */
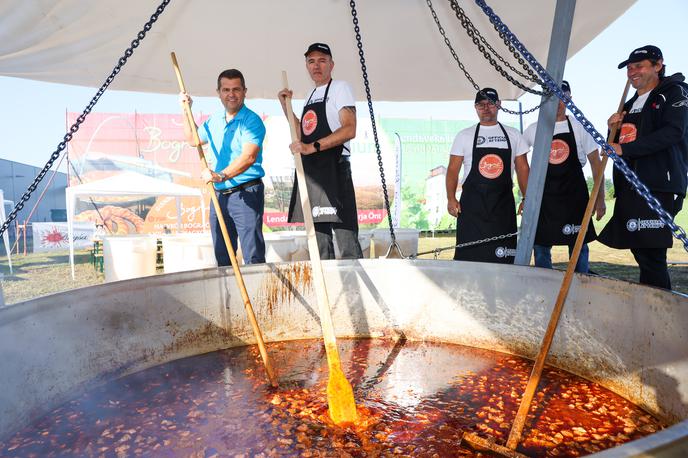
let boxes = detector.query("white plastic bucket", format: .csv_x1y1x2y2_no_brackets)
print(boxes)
358,230,373,259
334,229,373,259
161,234,216,274
103,235,157,282
274,230,309,261
371,228,420,258
264,233,297,263
273,229,374,260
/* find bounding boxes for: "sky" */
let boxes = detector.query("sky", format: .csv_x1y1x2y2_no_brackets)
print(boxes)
0,0,686,176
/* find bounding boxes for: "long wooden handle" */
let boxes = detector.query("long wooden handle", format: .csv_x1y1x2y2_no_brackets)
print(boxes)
171,52,277,387
282,71,357,426
281,71,340,354
506,79,631,449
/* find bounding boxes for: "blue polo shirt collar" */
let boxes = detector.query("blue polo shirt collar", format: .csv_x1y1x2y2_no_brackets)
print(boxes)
222,104,248,125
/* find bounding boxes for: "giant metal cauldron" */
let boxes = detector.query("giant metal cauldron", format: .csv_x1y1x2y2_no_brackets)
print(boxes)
1,259,687,456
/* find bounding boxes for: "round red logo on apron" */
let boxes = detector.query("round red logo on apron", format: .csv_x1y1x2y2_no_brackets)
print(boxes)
619,123,637,144
549,139,570,165
302,110,318,136
478,154,504,179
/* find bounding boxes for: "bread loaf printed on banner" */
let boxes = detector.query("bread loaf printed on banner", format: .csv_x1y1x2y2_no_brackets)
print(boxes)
75,205,144,234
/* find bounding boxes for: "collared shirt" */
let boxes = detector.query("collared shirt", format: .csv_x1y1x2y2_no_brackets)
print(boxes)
198,104,266,190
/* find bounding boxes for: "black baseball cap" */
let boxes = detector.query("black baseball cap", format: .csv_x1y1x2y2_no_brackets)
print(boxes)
475,88,499,104
617,45,663,69
561,80,571,93
304,43,332,57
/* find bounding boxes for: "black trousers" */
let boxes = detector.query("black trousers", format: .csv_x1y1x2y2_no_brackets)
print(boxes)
314,158,363,260
629,195,684,290
631,248,670,289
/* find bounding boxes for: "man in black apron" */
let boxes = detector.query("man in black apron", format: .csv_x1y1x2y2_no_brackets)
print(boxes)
523,81,606,273
446,88,530,264
278,43,363,260
600,45,688,289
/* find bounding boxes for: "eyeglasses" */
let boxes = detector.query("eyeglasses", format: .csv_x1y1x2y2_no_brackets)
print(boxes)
475,102,497,110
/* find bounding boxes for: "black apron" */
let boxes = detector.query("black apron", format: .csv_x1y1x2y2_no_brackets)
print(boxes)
288,80,343,224
598,110,674,249
535,117,596,246
454,123,517,264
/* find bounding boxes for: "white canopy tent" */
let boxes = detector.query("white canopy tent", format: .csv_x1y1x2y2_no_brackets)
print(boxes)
66,172,205,279
0,190,13,275
0,0,634,101
0,0,638,271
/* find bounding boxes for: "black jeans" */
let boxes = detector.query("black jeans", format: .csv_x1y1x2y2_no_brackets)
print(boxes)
630,195,684,290
314,158,363,260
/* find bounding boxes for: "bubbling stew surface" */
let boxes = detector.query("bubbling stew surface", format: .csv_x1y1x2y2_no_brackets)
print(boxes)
0,339,664,457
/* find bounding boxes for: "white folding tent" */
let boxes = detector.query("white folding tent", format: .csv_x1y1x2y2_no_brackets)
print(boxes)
0,190,13,274
0,1,634,101
66,172,205,279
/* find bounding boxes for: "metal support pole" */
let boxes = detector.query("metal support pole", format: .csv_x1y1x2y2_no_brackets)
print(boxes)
514,0,576,266
393,132,403,229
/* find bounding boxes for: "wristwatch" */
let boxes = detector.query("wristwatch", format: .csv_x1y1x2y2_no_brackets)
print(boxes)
218,171,228,181
313,141,321,152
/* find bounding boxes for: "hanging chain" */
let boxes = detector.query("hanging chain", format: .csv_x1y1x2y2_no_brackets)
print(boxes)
474,0,688,252
0,0,172,239
410,231,519,259
426,0,549,115
448,0,546,92
349,0,397,247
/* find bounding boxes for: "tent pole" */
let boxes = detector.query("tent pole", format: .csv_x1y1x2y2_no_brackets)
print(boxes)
67,191,75,280
514,0,577,265
0,190,11,274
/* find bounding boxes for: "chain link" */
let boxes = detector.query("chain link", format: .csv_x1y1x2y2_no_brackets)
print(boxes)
410,231,519,259
426,0,549,115
0,0,172,238
349,0,397,247
447,0,548,96
474,0,688,252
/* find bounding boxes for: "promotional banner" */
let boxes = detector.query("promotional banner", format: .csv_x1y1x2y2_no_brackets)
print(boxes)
378,119,473,230
67,111,475,233
32,222,95,252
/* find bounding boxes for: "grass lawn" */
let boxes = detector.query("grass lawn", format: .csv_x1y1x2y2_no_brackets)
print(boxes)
417,200,688,293
1,201,687,304
1,251,104,304
415,235,688,294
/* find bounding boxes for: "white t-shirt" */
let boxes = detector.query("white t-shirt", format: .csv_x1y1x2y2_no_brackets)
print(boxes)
629,92,650,114
303,79,355,155
449,123,529,183
523,116,599,167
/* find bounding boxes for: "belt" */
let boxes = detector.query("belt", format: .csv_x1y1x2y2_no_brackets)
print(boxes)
219,178,262,195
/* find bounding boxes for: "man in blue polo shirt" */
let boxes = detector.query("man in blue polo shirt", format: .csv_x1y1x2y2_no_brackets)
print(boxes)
181,69,266,265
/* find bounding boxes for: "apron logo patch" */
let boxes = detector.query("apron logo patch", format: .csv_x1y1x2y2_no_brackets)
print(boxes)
626,218,665,232
495,247,516,258
478,154,504,179
312,206,337,218
549,139,570,165
302,110,318,136
562,224,581,235
476,135,486,145
619,123,637,144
